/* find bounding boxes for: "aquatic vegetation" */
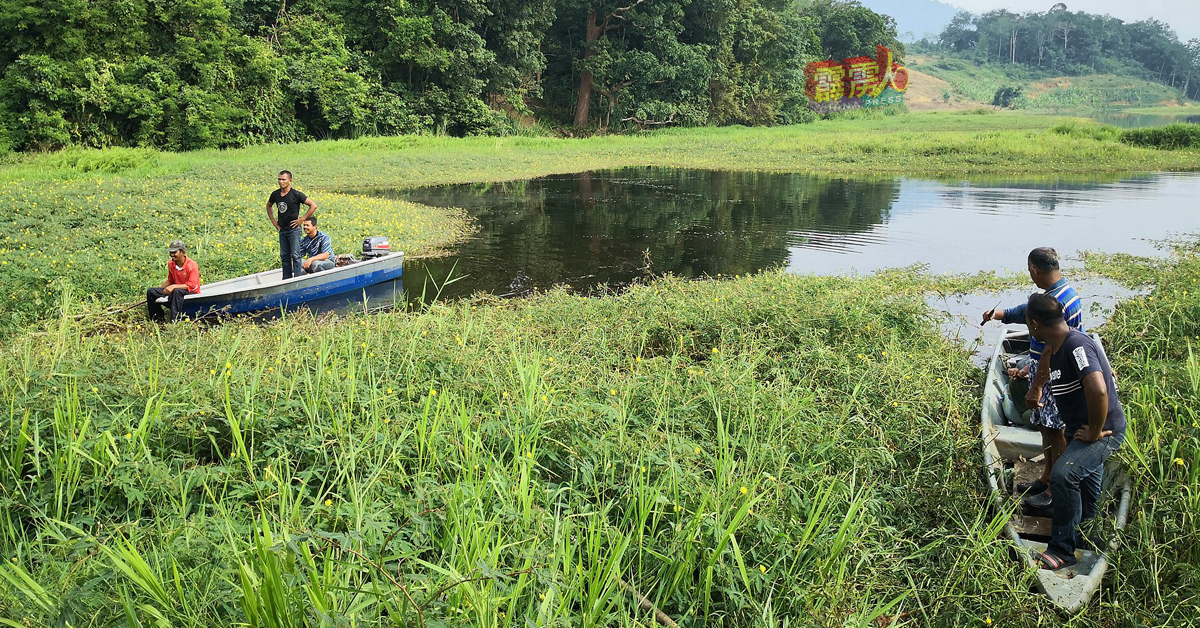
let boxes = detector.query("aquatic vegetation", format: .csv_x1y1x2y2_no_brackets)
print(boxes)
1,113,1197,331
0,271,1019,626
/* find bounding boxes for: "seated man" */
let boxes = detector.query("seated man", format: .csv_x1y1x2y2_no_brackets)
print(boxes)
299,216,335,274
1024,293,1126,571
146,240,200,322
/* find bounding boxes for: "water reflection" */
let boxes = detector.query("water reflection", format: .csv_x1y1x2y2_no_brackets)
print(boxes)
368,168,1198,303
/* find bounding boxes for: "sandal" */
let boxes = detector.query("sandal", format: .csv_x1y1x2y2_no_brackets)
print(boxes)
1015,479,1048,495
1033,551,1077,571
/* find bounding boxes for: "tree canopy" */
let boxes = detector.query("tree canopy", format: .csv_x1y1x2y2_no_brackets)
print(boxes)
934,7,1199,101
0,0,904,151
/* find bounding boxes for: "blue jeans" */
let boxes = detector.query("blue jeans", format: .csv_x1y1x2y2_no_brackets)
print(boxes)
279,227,302,279
1048,430,1124,558
301,259,336,274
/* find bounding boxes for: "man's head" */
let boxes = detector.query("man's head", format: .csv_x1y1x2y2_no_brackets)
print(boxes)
168,240,187,264
278,170,293,191
1027,247,1061,289
1025,292,1065,342
302,216,318,238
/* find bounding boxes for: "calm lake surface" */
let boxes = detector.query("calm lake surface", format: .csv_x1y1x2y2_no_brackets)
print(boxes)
1092,111,1200,128
369,169,1199,304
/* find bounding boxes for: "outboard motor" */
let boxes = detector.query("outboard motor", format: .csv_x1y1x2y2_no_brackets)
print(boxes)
362,236,391,259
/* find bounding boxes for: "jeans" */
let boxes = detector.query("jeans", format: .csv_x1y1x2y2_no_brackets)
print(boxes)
302,258,336,275
1047,430,1125,558
146,287,191,322
279,227,303,279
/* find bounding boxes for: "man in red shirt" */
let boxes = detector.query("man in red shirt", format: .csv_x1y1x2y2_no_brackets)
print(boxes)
146,240,201,322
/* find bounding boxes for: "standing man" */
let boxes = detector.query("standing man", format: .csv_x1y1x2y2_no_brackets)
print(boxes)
300,216,336,274
982,247,1082,509
267,170,318,279
1023,293,1125,571
146,240,200,322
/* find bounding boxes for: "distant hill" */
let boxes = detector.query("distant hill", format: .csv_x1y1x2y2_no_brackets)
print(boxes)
908,54,1196,110
859,0,962,42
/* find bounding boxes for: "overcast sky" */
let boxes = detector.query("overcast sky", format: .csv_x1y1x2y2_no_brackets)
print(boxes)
947,1,1200,42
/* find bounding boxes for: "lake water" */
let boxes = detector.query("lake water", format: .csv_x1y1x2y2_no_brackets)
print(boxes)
1092,111,1200,128
378,169,1199,304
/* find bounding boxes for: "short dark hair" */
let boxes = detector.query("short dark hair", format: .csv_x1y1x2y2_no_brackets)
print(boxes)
1027,292,1063,325
303,215,317,226
279,170,292,179
1028,247,1060,272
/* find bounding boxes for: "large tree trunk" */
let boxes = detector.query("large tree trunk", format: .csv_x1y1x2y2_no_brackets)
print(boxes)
574,11,601,130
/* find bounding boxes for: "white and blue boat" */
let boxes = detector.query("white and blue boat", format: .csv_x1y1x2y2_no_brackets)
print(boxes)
159,236,404,318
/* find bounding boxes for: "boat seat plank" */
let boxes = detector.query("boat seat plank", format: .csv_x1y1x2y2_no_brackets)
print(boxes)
991,425,1043,460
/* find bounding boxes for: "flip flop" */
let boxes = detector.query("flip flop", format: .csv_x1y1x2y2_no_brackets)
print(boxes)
1034,551,1077,570
1015,479,1048,495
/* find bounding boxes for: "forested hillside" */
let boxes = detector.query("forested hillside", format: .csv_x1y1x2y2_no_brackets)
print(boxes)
931,6,1199,103
0,0,903,151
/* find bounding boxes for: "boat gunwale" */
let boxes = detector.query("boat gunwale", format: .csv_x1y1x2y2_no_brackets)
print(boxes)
156,251,406,304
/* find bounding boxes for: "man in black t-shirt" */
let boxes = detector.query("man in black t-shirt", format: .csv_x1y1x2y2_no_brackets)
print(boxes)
1024,292,1126,571
267,170,318,279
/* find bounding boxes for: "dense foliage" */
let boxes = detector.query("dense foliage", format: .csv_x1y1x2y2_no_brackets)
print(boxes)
0,0,906,151
931,6,1200,102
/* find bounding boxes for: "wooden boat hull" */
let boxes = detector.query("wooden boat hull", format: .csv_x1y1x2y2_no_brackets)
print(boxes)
159,252,404,318
981,328,1131,613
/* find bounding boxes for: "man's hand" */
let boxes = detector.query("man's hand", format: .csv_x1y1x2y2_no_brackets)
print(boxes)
1025,384,1043,410
1074,426,1113,443
981,308,1003,326
290,218,305,229
302,258,312,271
163,286,174,294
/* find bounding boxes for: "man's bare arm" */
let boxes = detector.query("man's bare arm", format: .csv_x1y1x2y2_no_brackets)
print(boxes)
1077,371,1112,442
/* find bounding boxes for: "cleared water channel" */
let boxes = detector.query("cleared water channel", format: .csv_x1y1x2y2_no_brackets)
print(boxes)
329,169,1197,352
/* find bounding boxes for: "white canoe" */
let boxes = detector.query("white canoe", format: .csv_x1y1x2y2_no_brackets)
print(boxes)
981,327,1131,613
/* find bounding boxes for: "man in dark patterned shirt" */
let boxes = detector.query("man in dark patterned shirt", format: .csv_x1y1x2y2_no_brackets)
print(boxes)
299,216,336,274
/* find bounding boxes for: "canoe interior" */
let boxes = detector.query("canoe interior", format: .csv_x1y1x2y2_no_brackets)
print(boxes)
981,327,1131,613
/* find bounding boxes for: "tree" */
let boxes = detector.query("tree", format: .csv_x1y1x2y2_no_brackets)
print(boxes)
803,0,903,61
939,11,977,52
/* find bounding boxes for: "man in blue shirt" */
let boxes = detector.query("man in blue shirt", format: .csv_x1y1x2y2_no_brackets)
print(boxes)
1023,293,1125,570
299,216,336,274
983,247,1083,508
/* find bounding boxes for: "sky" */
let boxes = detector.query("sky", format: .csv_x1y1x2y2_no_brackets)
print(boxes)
947,1,1200,42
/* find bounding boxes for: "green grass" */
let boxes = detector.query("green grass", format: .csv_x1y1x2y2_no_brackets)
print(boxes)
0,270,1022,626
2,253,1199,626
1,113,1198,329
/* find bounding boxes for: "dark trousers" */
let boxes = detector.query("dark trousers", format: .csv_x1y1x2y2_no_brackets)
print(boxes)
146,287,191,322
1047,431,1124,558
279,227,303,279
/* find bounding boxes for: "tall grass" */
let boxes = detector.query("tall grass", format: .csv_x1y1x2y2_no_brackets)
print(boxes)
1086,241,1200,624
4,248,1199,624
2,270,1039,626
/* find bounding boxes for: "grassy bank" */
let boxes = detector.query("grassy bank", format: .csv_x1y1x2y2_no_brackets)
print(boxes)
2,255,1198,626
2,113,1200,329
